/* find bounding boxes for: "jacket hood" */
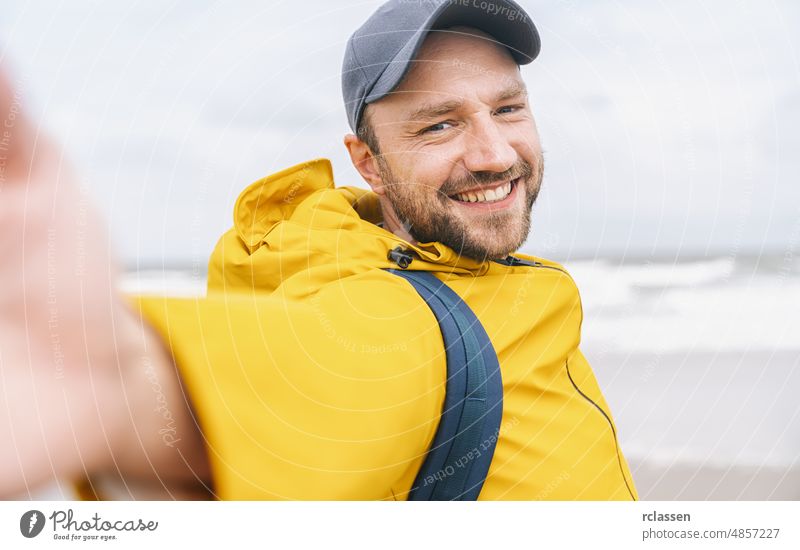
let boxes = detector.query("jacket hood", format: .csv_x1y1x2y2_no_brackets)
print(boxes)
207,158,493,294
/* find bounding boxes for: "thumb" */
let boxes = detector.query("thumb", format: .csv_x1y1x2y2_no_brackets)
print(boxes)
0,60,36,184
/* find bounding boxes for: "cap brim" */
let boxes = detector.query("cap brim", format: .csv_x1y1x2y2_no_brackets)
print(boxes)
365,0,540,105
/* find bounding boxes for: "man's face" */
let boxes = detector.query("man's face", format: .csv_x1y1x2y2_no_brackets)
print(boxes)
365,27,544,261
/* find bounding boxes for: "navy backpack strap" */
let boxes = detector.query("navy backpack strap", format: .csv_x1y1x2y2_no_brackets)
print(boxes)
385,268,503,500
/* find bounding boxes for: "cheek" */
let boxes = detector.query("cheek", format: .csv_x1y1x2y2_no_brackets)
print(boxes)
509,122,542,163
402,152,457,201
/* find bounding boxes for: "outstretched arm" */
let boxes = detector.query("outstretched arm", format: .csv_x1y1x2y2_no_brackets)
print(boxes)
0,61,210,498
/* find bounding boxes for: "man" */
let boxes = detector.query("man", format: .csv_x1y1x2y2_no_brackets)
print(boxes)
0,0,637,500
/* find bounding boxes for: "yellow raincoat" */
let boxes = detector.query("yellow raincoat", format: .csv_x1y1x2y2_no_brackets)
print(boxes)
134,158,638,500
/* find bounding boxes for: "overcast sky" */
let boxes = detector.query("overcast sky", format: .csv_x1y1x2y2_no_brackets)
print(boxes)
2,0,799,265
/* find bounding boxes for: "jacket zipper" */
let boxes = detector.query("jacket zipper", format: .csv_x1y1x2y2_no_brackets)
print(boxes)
501,255,637,500
565,359,637,500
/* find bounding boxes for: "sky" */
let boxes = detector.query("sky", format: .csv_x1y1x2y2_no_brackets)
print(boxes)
1,0,799,266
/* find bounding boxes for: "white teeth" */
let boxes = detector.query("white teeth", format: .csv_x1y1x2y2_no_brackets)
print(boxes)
454,180,513,203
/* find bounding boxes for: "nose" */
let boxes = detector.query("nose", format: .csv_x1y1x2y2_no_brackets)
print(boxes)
461,115,517,174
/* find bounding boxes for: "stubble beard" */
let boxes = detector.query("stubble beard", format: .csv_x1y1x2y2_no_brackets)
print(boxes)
377,154,544,262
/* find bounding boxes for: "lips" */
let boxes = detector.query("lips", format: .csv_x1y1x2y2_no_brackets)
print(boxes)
450,178,518,204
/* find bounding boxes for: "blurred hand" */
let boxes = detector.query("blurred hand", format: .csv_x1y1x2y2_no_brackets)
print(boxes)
0,63,209,498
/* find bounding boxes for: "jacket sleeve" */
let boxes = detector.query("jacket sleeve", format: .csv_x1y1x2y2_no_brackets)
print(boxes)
131,284,444,500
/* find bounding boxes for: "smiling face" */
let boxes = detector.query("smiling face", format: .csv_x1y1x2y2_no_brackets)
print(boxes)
344,26,544,262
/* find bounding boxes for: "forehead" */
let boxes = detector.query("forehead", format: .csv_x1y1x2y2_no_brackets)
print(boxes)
371,28,525,119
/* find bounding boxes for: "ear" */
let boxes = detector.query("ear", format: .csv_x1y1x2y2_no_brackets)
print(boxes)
343,133,386,195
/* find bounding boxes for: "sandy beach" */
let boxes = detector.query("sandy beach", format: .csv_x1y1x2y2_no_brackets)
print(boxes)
590,348,799,501
630,460,799,500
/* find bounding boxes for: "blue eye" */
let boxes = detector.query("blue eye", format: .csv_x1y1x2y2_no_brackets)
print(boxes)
421,121,454,134
496,105,520,115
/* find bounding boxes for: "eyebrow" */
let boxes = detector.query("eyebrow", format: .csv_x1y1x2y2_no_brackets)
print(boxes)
407,99,463,122
405,81,528,122
497,81,527,102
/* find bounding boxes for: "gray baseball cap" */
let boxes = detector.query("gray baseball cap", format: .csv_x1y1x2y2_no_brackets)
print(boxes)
341,0,540,132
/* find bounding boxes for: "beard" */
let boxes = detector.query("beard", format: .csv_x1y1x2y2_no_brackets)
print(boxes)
377,154,544,262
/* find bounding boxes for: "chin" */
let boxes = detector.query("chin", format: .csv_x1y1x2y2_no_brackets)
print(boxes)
481,226,526,253
458,238,519,261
